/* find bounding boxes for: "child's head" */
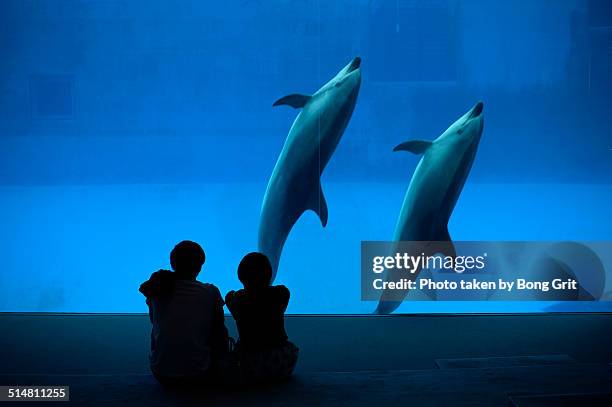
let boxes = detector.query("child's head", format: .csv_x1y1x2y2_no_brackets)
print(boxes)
170,240,205,279
238,252,272,291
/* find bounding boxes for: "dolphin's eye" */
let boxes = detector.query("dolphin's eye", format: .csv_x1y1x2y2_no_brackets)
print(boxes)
457,128,464,135
334,80,344,88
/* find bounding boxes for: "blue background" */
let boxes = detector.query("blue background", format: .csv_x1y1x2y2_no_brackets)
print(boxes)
0,0,610,313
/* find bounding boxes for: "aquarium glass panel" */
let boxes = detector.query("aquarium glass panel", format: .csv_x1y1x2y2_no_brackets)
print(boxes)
0,0,610,313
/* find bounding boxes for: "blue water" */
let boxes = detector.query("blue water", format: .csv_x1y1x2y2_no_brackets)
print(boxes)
0,183,610,313
0,1,611,313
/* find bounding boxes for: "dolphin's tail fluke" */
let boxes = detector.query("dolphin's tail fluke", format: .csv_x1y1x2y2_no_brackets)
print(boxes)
258,179,330,282
373,300,401,315
373,240,453,314
258,227,284,283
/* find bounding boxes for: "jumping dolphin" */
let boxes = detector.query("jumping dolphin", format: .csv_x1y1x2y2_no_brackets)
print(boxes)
258,57,362,280
375,102,484,314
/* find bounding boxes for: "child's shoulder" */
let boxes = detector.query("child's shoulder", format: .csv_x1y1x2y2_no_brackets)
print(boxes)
270,284,289,294
224,288,247,307
193,281,223,297
270,285,290,301
226,288,247,299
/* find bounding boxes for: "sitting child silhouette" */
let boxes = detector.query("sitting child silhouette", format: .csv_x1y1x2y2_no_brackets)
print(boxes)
139,240,228,387
225,252,298,383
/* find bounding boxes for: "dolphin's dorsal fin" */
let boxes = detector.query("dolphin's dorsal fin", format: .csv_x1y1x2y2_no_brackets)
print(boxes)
273,94,312,109
306,183,329,227
393,140,432,154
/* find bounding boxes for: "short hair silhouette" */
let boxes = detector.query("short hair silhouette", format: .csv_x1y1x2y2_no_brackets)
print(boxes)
170,240,205,277
238,252,272,291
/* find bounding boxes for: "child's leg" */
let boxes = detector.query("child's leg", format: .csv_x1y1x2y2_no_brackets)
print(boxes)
240,341,299,383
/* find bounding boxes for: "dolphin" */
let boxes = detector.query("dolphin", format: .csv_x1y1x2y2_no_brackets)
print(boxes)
259,57,362,280
375,101,484,314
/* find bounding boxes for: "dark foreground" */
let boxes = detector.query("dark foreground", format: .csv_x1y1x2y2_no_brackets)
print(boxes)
3,362,611,406
2,313,612,405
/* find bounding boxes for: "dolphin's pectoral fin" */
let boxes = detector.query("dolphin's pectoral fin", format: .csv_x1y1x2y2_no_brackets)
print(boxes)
272,94,312,109
393,140,432,154
307,183,329,227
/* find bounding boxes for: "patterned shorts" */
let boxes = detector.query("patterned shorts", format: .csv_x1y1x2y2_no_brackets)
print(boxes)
240,341,299,382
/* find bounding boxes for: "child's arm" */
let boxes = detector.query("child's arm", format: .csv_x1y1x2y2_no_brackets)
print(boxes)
224,290,235,308
139,269,174,298
209,287,229,356
275,285,290,313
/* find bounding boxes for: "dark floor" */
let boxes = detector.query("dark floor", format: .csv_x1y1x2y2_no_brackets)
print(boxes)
3,363,611,406
3,314,612,406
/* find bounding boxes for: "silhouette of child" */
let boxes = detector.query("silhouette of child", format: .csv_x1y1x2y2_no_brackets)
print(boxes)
225,252,298,383
139,240,228,387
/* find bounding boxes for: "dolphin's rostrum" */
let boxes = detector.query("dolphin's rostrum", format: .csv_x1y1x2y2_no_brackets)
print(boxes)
375,102,485,314
259,57,362,280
